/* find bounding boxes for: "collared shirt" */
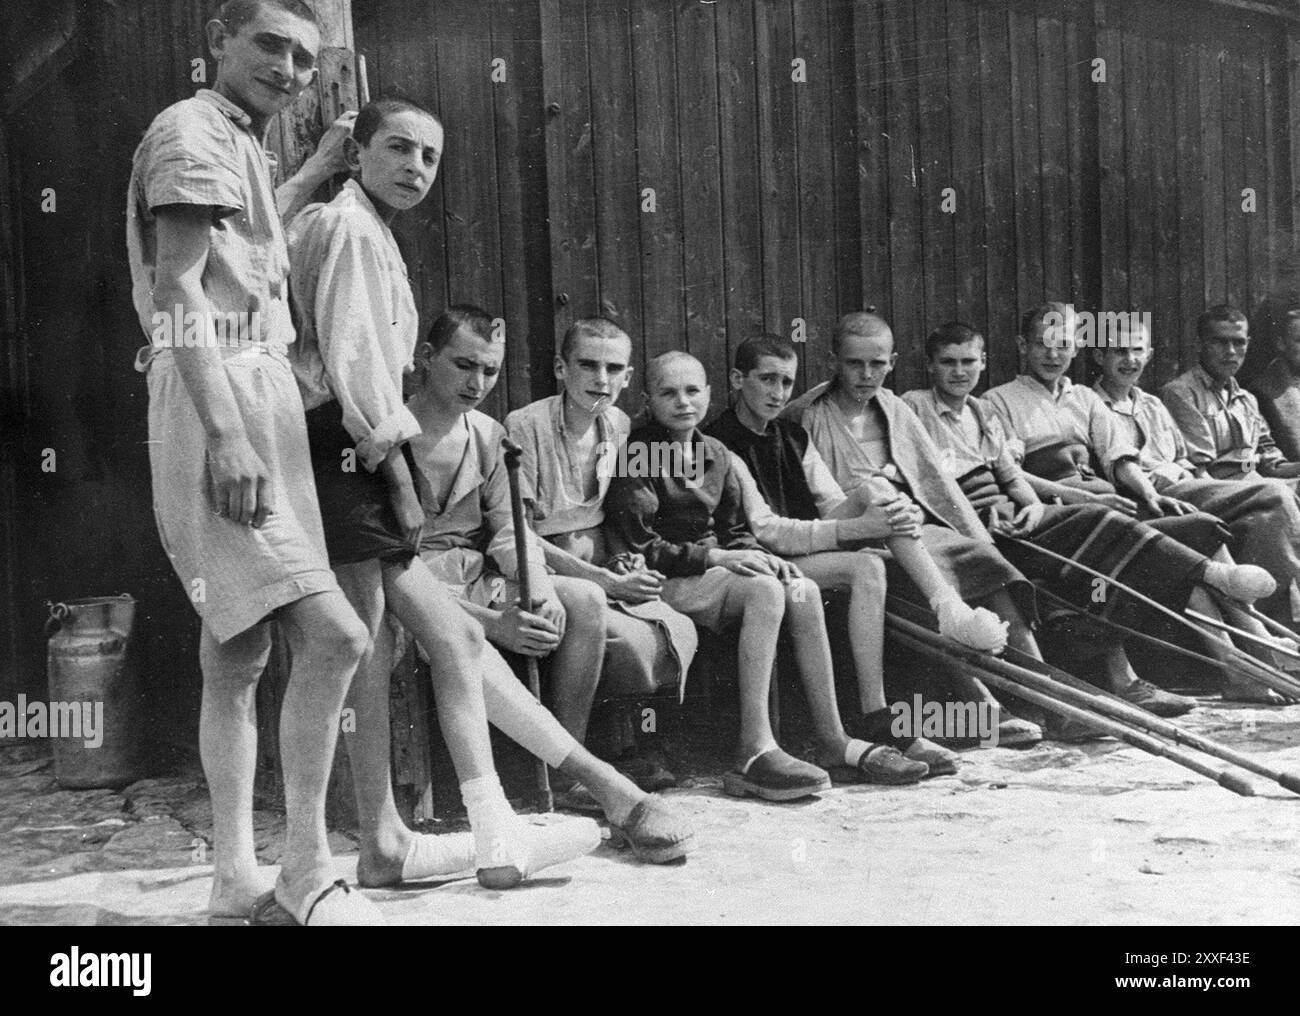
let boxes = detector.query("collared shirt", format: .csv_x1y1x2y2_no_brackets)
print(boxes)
286,179,421,473
900,389,1021,486
1160,365,1283,478
1251,357,1300,462
409,409,550,597
603,421,759,577
982,374,1139,480
127,89,294,370
503,394,630,537
1090,380,1195,488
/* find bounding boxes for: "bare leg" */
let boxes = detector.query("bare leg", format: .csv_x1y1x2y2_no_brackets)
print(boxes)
382,559,494,780
790,551,888,712
333,561,473,885
272,590,370,917
729,575,787,764
543,576,607,743
200,620,272,917
779,575,853,760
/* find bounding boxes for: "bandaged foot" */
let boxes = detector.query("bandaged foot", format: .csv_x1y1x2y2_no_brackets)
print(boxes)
461,775,600,890
932,594,1009,654
1203,563,1276,604
357,832,478,887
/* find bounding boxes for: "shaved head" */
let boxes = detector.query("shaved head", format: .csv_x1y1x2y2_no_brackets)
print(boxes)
646,350,705,391
833,311,893,355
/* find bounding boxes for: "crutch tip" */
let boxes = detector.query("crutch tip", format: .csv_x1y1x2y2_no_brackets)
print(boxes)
1218,771,1256,796
1278,772,1300,797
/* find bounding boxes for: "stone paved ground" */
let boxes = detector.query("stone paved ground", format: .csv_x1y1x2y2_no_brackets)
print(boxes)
2,697,1299,925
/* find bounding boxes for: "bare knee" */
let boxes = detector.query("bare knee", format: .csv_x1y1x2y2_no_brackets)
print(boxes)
316,611,370,669
849,554,887,596
559,579,607,634
785,576,824,618
742,575,786,619
428,608,487,675
200,624,271,688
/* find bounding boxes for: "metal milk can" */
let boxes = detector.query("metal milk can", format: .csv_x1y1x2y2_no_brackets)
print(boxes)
45,594,145,788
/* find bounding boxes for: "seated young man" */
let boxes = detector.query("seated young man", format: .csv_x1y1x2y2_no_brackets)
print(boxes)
504,317,699,791
984,304,1280,697
704,333,957,773
1161,304,1300,483
1248,298,1300,462
403,305,693,862
1091,316,1300,686
604,351,929,798
783,311,1053,744
909,322,1283,709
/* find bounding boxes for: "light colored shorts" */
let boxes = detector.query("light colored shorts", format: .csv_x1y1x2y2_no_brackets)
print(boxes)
146,347,338,643
660,566,766,634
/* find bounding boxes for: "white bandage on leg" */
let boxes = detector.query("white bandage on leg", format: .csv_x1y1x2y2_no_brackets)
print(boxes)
460,774,599,889
1203,562,1276,604
931,592,1009,654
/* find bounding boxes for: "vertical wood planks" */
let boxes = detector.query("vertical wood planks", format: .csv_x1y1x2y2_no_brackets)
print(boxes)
854,0,892,326
676,0,729,389
631,0,685,370
489,0,554,407
978,1,1018,376
587,0,645,395
754,0,804,378
882,1,924,390
434,2,508,417
540,0,599,342
1174,25,1205,360
1095,1,1128,341
716,0,766,370
793,0,839,385
946,0,989,353
914,0,956,373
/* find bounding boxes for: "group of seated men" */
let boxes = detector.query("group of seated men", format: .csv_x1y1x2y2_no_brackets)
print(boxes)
429,299,1300,805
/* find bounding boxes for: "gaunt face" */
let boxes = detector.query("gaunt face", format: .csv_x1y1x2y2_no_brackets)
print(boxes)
1198,320,1250,385
353,110,443,215
556,333,634,415
421,326,504,414
834,330,896,403
929,340,986,401
731,354,798,426
647,358,710,435
208,7,321,124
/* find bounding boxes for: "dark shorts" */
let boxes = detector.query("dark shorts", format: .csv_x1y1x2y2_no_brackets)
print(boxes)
304,400,417,567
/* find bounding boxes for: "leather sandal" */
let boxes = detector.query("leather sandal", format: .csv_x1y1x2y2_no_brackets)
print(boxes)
722,748,831,801
606,796,695,863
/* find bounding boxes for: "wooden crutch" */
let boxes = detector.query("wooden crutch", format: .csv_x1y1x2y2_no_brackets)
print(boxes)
501,437,554,813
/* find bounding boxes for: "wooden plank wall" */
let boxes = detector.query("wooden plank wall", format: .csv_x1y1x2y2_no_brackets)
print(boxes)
1,0,1297,766
355,0,1294,407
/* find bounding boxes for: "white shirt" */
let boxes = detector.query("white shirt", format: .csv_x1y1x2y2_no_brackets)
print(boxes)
287,179,421,472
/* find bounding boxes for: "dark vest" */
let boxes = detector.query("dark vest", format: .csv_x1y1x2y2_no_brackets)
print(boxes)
704,407,822,521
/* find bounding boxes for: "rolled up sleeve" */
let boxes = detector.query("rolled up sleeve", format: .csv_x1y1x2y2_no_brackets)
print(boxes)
312,219,420,471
